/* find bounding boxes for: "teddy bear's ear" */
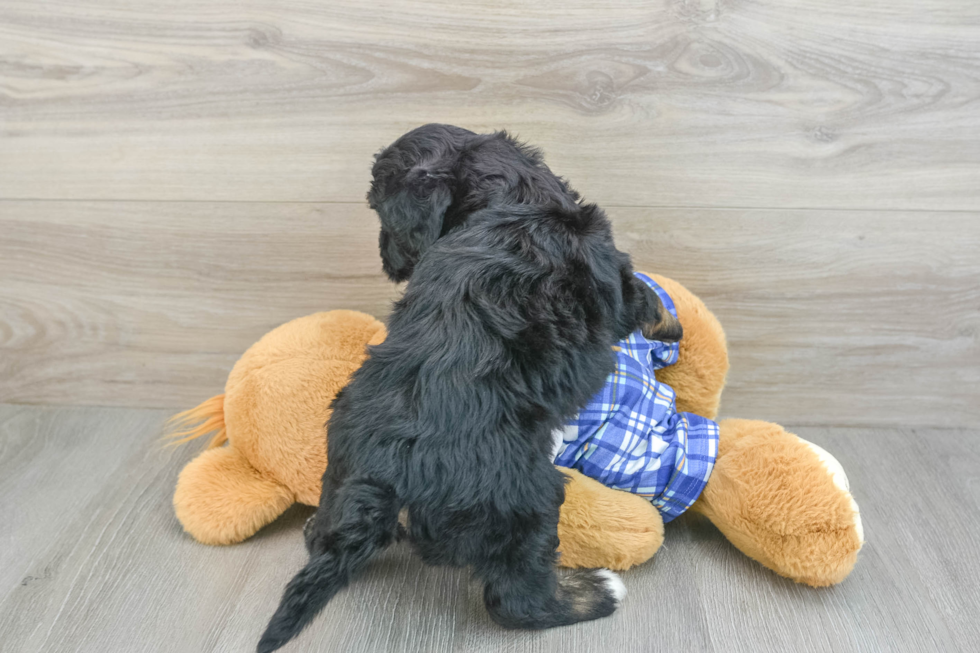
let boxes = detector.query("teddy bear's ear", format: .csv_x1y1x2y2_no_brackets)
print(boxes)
173,445,294,545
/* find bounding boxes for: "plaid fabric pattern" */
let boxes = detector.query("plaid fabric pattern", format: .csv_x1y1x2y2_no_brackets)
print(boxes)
553,273,719,522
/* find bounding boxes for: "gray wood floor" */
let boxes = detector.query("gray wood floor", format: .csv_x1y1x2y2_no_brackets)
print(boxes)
1,403,977,653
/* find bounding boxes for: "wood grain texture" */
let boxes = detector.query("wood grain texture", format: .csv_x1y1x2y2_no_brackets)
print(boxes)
1,0,979,208
0,200,401,408
1,404,978,652
617,209,980,428
2,200,978,428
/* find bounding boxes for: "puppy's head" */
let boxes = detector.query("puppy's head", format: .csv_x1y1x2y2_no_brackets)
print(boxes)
368,124,473,282
369,125,582,282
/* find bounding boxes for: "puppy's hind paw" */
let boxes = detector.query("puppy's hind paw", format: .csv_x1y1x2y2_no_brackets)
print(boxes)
594,568,627,606
557,568,626,622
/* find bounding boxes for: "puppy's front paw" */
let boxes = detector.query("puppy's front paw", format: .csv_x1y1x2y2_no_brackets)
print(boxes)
642,311,683,343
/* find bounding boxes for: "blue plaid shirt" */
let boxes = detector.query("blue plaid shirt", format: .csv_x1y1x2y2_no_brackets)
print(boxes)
553,273,719,522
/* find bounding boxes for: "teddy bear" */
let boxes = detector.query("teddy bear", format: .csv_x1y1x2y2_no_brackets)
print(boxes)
169,274,863,587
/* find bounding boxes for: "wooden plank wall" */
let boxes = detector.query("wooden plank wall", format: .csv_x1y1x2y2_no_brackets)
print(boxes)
1,0,978,427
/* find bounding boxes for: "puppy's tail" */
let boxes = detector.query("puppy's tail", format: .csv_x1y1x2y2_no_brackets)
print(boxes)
257,480,399,653
256,553,348,653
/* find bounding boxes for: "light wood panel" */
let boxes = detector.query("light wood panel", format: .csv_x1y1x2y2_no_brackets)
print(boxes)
1,404,978,652
1,200,977,427
1,0,979,208
615,209,980,428
0,200,401,408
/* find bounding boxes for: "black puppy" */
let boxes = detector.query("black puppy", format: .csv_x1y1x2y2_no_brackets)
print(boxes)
370,124,680,342
258,126,680,652
371,124,580,282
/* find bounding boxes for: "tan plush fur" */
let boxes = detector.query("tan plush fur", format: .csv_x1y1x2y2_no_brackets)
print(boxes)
167,394,227,448
648,274,729,420
226,309,387,505
556,467,664,571
171,310,386,543
173,445,294,546
169,277,862,587
691,419,863,586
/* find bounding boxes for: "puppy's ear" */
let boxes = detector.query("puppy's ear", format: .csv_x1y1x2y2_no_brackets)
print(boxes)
371,165,454,283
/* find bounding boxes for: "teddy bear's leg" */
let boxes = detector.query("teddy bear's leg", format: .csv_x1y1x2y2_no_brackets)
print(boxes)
556,467,665,571
644,274,729,420
173,445,295,545
690,419,864,587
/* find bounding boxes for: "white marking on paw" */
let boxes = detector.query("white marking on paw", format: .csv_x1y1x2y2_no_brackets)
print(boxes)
800,439,865,546
595,569,626,605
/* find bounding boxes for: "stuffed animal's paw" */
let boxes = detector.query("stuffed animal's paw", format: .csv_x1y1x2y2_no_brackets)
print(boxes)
696,419,865,587
798,439,865,547
174,445,294,545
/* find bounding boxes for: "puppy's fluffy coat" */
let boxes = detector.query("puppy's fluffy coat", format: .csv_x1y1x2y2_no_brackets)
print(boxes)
258,125,679,652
